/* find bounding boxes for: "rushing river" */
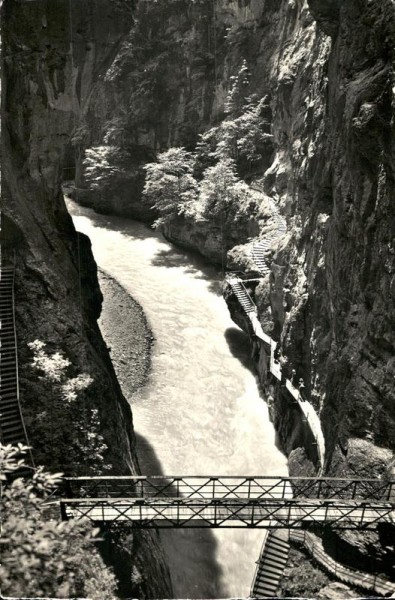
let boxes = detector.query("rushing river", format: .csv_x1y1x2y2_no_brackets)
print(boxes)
67,199,288,599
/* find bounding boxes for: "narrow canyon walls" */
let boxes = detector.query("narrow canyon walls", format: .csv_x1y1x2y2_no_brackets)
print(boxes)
1,1,172,596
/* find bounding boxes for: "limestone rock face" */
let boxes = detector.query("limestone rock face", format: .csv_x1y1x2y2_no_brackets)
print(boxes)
264,0,395,473
69,0,395,474
1,1,171,597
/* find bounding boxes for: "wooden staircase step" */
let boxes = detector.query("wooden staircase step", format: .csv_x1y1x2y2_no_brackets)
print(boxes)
0,405,19,415
0,394,19,403
2,426,25,438
254,579,278,591
2,418,23,430
264,545,289,560
259,560,285,575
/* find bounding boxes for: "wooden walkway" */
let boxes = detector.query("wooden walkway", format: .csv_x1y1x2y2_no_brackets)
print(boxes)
226,274,326,470
289,530,395,597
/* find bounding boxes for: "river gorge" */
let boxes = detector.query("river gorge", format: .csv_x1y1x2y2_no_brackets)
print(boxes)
2,0,394,597
67,198,288,598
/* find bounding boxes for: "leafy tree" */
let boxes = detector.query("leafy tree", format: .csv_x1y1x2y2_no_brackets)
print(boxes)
195,90,271,173
199,157,257,221
143,147,198,227
27,340,111,474
83,145,131,190
0,444,117,599
224,58,250,117
234,96,272,165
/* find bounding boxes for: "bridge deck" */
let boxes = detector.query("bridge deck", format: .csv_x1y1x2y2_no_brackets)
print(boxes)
59,497,394,529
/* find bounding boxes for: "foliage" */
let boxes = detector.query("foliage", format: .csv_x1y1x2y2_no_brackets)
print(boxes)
103,114,132,146
71,123,90,148
199,158,258,221
83,145,131,190
224,59,250,117
195,94,271,172
0,444,117,599
143,147,198,227
27,340,111,474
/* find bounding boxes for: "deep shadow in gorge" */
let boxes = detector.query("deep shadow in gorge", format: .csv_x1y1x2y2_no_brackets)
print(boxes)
134,432,226,599
224,327,256,375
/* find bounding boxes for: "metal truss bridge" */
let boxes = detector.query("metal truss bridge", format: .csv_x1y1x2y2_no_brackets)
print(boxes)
54,475,395,530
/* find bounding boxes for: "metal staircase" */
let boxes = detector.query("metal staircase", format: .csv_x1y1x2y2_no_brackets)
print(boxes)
0,266,31,451
227,276,257,313
251,188,287,277
251,529,290,598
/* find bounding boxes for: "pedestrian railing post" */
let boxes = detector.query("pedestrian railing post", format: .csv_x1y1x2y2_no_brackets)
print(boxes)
352,480,358,499
60,501,68,521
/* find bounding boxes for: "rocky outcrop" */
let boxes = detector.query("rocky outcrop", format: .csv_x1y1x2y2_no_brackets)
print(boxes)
1,1,172,597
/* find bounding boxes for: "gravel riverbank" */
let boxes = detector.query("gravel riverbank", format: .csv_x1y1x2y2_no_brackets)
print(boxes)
98,269,154,399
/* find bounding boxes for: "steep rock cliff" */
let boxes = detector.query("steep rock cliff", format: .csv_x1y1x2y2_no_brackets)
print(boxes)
75,0,395,477
1,1,172,597
258,0,395,475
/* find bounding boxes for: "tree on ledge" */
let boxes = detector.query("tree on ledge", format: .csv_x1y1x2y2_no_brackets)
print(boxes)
0,444,117,599
199,157,256,221
143,147,198,228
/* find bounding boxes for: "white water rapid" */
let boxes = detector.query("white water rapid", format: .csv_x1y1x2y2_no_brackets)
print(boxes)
67,199,288,599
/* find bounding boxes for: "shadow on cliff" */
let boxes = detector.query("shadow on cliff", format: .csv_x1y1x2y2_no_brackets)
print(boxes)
224,327,256,375
134,432,226,599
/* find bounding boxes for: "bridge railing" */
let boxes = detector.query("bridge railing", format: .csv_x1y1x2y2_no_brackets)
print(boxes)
58,496,394,529
61,476,395,502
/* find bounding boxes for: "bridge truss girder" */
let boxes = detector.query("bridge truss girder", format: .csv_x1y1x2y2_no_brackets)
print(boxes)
59,498,394,530
61,475,395,502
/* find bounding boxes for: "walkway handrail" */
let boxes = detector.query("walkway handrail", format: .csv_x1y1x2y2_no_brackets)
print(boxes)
289,530,395,596
226,275,257,312
56,495,395,528
226,273,326,472
60,475,395,502
11,264,35,466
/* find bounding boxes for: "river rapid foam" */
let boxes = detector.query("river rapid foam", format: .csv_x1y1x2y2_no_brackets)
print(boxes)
67,198,288,598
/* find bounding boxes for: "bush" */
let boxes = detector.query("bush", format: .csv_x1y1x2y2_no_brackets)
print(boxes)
199,157,255,220
26,340,111,475
83,145,131,190
0,444,117,599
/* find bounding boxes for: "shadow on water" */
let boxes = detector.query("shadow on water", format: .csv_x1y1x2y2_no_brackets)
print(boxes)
150,245,224,296
224,327,256,375
135,432,226,599
224,329,287,457
68,199,224,296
